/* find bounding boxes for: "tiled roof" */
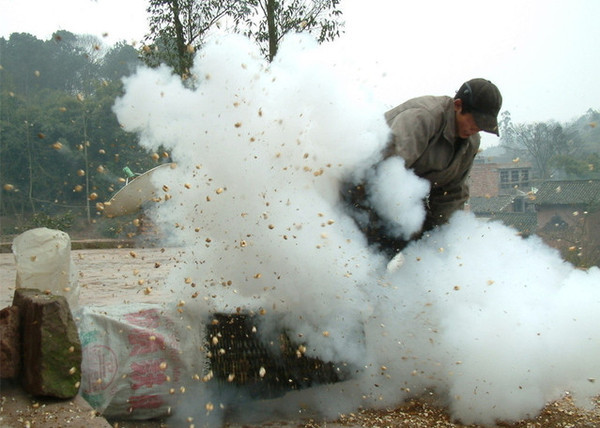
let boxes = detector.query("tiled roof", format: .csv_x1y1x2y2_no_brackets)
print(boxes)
533,180,600,205
468,195,514,214
489,212,538,235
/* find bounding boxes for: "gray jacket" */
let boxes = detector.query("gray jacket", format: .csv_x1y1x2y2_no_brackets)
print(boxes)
384,95,480,230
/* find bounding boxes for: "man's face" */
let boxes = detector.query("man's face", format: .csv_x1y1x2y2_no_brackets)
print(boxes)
454,99,481,139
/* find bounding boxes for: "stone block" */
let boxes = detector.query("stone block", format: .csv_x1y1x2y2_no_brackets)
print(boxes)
0,305,21,378
12,288,82,398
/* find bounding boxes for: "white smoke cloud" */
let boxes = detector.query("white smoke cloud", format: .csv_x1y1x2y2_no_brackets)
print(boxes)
365,156,430,239
369,213,600,424
112,34,600,426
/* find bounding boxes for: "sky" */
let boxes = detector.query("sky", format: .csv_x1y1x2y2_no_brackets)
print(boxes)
1,0,599,148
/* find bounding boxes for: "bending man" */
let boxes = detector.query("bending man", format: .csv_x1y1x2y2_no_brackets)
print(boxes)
343,78,503,259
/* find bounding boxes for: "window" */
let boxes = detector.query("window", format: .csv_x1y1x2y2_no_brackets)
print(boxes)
499,167,532,193
500,171,509,190
542,214,568,231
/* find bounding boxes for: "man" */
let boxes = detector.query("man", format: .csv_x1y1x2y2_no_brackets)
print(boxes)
343,78,502,259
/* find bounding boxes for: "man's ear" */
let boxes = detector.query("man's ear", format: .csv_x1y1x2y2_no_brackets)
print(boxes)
453,98,463,112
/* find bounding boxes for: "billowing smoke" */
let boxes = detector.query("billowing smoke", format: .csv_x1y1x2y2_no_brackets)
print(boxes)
112,34,600,426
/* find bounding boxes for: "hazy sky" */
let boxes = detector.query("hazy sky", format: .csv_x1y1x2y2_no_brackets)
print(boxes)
1,0,599,147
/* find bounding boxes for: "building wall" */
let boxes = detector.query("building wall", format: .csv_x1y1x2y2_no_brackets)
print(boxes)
469,162,534,198
469,163,500,197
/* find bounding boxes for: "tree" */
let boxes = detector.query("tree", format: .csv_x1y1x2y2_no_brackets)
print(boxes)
0,31,100,96
0,32,149,229
45,31,93,94
239,0,343,61
567,108,600,153
142,0,247,77
550,153,600,179
500,113,576,180
100,42,141,80
141,0,344,76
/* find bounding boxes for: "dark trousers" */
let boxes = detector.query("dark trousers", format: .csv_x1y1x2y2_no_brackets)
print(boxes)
340,181,409,259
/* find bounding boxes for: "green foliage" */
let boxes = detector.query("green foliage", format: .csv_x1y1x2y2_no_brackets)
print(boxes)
240,0,344,61
568,109,600,153
143,0,247,77
550,153,600,179
500,109,600,181
97,214,139,239
0,31,92,95
30,211,75,231
0,32,148,224
99,42,141,81
141,0,344,75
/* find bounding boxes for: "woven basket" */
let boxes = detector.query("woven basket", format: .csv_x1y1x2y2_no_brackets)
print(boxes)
205,313,355,398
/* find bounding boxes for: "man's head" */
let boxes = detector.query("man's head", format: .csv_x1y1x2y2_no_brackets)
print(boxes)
454,78,502,137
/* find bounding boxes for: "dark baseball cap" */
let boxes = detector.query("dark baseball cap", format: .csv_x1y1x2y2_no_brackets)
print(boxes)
456,78,502,136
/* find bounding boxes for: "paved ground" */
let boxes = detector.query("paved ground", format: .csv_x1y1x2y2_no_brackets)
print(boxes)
0,247,178,308
0,380,111,428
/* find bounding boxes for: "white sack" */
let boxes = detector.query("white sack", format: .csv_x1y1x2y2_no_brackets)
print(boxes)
12,227,79,308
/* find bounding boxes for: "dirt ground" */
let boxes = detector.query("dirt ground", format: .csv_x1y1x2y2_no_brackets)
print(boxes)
2,246,600,427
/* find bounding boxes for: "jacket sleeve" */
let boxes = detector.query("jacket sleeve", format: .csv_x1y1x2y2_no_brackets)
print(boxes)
383,107,439,167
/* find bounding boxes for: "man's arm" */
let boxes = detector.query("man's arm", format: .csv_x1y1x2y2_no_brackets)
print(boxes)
384,107,439,168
